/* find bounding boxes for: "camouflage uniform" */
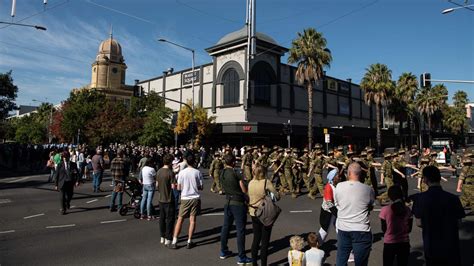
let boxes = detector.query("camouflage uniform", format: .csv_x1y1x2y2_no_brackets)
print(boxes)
378,153,394,202
459,158,474,208
241,148,253,181
309,149,325,198
209,153,223,193
418,157,430,192
281,150,296,197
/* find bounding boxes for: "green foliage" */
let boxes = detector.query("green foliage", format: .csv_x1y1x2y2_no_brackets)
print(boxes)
444,90,469,136
14,114,47,144
0,71,18,119
288,27,332,148
139,105,173,146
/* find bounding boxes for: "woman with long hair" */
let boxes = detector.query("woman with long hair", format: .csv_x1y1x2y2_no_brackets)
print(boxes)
248,164,280,266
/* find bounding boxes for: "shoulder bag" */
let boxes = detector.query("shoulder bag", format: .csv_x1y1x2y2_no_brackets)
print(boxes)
252,179,281,226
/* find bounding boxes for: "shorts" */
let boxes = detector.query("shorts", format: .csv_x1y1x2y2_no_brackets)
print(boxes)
178,198,201,218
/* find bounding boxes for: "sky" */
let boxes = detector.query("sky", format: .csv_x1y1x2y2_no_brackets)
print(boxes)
0,0,473,106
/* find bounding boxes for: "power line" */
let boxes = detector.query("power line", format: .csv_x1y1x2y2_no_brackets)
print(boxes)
0,0,71,30
174,0,241,24
256,0,380,57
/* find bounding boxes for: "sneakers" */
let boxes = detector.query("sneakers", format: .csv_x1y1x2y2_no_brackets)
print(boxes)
186,242,196,249
237,257,253,265
169,243,177,249
348,252,355,262
219,250,232,259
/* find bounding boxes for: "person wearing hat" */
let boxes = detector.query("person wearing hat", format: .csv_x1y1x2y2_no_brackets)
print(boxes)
377,152,397,204
278,148,297,198
393,149,419,201
308,148,325,199
457,157,474,209
414,157,431,192
53,151,80,215
268,147,282,183
256,147,270,171
209,152,224,194
241,147,254,181
295,148,310,195
334,146,350,182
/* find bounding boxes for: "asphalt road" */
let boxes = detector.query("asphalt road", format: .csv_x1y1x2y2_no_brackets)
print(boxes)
1,169,472,266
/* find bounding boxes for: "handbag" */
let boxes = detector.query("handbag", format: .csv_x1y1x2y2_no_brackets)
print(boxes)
252,179,281,226
46,159,54,168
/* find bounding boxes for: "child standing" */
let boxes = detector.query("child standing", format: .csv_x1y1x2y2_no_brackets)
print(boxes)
288,235,305,266
305,232,325,266
379,185,413,266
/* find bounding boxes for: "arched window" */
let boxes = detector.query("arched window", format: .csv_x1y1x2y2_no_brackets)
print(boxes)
222,68,240,105
251,61,275,105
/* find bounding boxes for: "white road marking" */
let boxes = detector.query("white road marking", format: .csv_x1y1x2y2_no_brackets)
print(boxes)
46,224,76,229
373,209,381,212
7,176,32,183
104,195,111,198
202,213,224,216
23,213,45,219
70,206,76,209
0,230,15,234
290,210,313,213
0,177,17,182
86,199,98,204
100,219,127,224
0,199,12,204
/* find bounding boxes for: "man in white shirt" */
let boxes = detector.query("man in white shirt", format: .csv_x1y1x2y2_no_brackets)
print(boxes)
170,154,203,249
334,162,374,266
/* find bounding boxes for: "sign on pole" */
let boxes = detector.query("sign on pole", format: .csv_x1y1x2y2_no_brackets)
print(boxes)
323,128,328,134
325,133,330,143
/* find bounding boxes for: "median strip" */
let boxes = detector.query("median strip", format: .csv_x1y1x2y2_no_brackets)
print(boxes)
24,213,45,219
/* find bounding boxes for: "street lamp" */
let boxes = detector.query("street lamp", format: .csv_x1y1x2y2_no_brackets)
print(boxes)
442,3,474,14
157,38,195,108
0,21,47,30
32,99,53,143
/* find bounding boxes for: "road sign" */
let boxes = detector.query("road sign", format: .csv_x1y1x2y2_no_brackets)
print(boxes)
323,128,328,134
325,133,330,143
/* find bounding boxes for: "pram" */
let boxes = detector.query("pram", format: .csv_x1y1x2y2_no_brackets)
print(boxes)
119,178,142,219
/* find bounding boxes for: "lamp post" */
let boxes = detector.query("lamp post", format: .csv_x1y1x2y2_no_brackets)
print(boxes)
0,21,47,30
32,99,53,143
157,38,195,107
441,3,474,14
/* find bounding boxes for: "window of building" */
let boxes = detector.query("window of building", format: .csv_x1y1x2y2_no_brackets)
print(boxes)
222,68,240,105
339,96,350,116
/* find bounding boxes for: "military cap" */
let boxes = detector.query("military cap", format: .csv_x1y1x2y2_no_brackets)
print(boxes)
314,143,323,149
273,145,278,150
315,149,323,154
285,148,291,153
328,150,334,155
303,148,309,153
420,157,430,163
467,152,474,158
360,151,367,157
462,157,472,164
336,145,344,151
347,150,355,156
262,148,270,153
293,148,300,153
367,148,375,153
214,151,220,156
278,148,284,152
398,149,406,155
383,151,392,158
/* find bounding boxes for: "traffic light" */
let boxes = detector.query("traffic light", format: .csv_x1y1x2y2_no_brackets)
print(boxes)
420,73,431,88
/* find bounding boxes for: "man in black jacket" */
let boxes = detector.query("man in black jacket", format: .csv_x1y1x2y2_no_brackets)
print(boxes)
54,151,79,215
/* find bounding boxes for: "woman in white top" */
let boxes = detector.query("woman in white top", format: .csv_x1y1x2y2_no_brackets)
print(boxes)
140,159,157,220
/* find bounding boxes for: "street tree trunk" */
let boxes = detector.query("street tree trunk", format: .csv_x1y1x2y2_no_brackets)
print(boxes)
376,104,382,154
307,82,313,150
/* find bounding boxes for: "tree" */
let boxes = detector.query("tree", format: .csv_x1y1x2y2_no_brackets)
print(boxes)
444,90,469,144
139,104,173,146
288,28,332,149
416,84,448,145
360,63,394,152
0,71,18,119
13,114,47,144
174,100,216,146
388,73,418,146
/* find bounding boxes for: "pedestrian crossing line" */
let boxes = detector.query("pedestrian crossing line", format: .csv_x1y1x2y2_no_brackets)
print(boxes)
289,210,312,213
23,213,45,219
100,219,127,224
104,195,111,198
0,230,15,234
46,224,76,229
86,199,98,204
202,213,224,216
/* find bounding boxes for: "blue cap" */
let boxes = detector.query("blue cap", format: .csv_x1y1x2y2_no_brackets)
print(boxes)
327,169,338,184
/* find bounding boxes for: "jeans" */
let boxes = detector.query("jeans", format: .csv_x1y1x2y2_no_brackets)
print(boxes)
172,189,181,212
49,168,55,182
220,203,248,260
336,230,373,266
92,171,103,191
159,202,176,240
140,184,155,216
251,216,273,266
383,242,409,266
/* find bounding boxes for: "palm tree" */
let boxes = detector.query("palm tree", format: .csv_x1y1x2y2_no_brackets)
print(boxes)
288,28,332,149
360,63,394,153
416,84,448,145
388,73,418,146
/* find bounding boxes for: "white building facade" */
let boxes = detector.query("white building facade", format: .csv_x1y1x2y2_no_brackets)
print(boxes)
138,27,376,147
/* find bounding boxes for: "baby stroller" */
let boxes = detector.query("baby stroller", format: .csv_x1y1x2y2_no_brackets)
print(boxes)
119,178,142,219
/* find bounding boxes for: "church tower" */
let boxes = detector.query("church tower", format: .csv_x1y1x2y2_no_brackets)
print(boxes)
90,31,132,101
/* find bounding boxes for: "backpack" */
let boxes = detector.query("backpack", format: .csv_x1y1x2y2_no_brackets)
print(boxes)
251,179,281,226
